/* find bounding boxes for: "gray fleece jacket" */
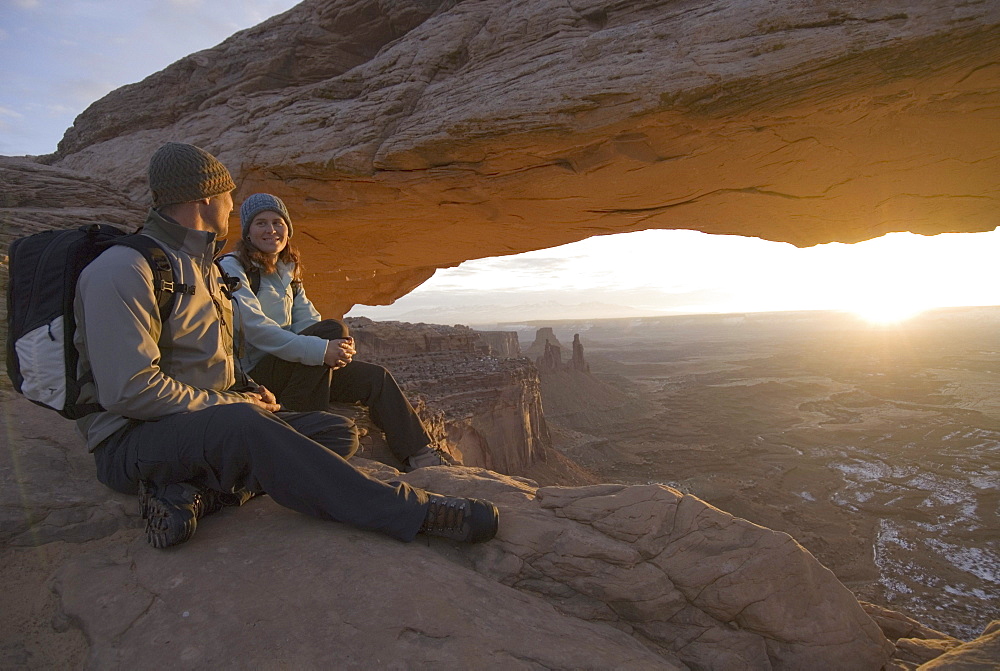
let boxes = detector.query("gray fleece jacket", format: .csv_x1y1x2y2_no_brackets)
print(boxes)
74,209,254,450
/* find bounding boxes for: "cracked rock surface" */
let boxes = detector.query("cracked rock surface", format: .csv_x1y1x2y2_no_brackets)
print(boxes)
3,392,895,669
51,467,893,670
51,499,675,670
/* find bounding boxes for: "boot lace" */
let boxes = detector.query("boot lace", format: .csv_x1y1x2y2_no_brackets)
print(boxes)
421,496,467,533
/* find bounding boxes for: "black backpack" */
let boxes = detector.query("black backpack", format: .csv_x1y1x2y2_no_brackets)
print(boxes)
5,224,189,419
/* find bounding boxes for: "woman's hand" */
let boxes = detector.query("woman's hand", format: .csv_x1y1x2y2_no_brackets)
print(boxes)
324,337,356,370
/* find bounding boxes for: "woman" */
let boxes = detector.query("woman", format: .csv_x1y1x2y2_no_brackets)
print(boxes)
219,193,450,472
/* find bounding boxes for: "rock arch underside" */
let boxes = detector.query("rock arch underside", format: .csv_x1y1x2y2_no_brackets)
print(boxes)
39,0,1000,317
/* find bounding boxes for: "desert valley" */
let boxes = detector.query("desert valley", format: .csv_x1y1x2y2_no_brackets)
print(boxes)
514,307,1000,641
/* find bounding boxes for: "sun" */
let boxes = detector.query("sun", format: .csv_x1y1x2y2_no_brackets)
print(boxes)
848,298,929,325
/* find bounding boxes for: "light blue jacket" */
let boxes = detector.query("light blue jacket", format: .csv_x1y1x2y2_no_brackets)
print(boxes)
218,255,327,374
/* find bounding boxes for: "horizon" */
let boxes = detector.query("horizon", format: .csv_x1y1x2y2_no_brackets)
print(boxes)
351,301,1000,331
353,297,1000,330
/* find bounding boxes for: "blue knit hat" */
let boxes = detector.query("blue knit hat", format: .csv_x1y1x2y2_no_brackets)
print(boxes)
240,193,293,241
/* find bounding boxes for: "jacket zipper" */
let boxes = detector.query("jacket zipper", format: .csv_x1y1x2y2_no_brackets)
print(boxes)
205,261,235,383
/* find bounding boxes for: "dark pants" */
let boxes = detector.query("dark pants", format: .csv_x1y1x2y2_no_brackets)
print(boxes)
94,405,428,541
249,320,432,460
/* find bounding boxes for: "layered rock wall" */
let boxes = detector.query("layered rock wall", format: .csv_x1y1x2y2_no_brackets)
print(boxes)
341,318,550,475
345,316,488,356
476,330,521,358
370,351,551,475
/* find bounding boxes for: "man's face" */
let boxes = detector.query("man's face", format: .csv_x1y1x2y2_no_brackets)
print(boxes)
206,191,234,238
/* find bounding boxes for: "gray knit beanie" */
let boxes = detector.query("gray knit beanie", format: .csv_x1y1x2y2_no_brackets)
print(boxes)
240,193,293,240
148,142,236,208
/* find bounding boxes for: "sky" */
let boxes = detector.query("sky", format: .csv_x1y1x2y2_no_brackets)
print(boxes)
3,1,998,326
0,0,300,156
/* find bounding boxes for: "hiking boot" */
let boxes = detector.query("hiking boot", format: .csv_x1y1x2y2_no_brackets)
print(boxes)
405,446,454,471
138,481,221,549
216,488,261,508
419,494,499,543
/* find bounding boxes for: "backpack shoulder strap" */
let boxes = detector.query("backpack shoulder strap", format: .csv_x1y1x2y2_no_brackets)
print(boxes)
110,235,192,324
222,253,260,295
247,266,261,296
214,258,241,300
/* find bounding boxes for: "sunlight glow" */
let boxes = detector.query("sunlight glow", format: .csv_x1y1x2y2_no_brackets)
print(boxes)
848,298,929,325
349,228,1000,325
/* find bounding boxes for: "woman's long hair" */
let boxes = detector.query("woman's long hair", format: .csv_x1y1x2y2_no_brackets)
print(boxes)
232,238,304,281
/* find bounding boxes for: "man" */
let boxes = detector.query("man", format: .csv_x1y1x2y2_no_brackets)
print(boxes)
74,142,498,548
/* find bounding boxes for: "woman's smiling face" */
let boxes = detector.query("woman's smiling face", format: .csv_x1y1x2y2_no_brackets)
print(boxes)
248,210,289,256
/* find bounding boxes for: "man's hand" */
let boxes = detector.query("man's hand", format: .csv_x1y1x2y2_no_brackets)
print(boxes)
254,385,277,405
244,386,280,412
323,337,356,370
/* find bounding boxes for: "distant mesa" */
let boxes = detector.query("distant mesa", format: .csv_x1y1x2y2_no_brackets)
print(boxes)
525,327,566,357
528,328,590,374
345,316,521,359
571,334,590,373
477,330,522,358
345,316,490,357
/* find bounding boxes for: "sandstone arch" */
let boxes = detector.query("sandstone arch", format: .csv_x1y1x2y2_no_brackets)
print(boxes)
45,0,1000,316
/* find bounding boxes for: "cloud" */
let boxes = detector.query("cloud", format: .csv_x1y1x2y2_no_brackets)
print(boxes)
43,103,76,116
426,255,576,293
11,0,40,8
481,256,572,272
0,106,24,119
61,78,116,106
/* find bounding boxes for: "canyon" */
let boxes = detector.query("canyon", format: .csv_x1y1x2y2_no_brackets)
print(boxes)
340,317,581,481
519,309,1000,643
